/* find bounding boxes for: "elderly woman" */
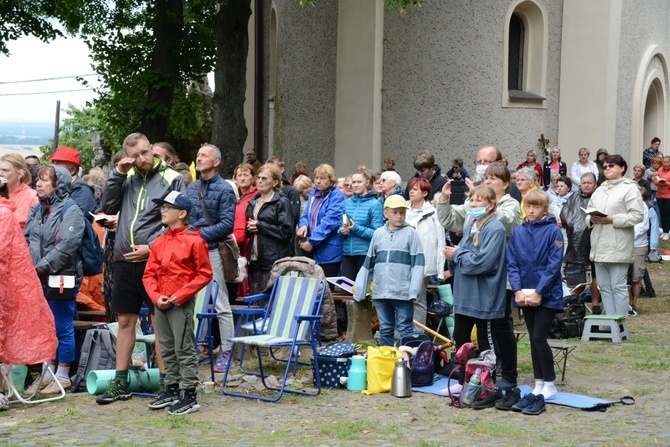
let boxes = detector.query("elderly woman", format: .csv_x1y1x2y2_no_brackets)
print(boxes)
542,147,567,190
588,155,644,316
379,170,403,204
633,164,651,194
516,167,538,222
245,164,293,295
24,165,86,395
570,147,599,192
0,153,38,229
516,150,543,187
292,174,314,215
437,162,520,392
405,177,446,329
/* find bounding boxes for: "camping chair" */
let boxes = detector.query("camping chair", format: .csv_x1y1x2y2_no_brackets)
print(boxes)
1,363,65,405
136,279,220,382
222,276,325,402
427,284,455,341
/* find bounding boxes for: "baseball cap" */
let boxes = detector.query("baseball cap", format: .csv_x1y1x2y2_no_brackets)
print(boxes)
48,146,81,167
384,195,409,210
152,191,192,214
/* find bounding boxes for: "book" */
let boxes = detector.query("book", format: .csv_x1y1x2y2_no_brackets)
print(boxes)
90,212,110,225
581,207,607,218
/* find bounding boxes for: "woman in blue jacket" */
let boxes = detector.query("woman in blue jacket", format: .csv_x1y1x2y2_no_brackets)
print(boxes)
507,189,564,414
297,163,346,278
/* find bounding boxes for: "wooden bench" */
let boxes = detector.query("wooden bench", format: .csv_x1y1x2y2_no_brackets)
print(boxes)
73,320,97,331
581,314,630,343
77,310,107,322
514,331,527,342
548,341,577,385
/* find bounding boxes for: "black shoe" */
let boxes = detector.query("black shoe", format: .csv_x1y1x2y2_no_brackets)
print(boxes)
472,389,503,410
493,378,517,390
592,305,602,315
495,387,521,411
640,289,656,298
510,392,536,412
148,385,180,410
95,378,132,405
522,394,546,415
628,306,637,317
168,389,200,415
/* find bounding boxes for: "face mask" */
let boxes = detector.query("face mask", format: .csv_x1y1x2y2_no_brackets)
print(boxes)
475,165,488,180
467,206,488,220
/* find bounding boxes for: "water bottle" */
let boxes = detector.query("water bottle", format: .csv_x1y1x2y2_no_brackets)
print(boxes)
461,368,482,405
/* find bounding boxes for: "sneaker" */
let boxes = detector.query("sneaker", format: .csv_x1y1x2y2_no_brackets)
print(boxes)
495,387,521,411
213,351,235,373
591,305,602,315
628,306,637,317
148,386,180,410
511,392,536,412
522,394,546,415
168,390,200,415
24,378,51,396
640,289,656,298
41,378,70,395
95,378,132,405
493,378,517,390
662,233,670,241
472,389,503,410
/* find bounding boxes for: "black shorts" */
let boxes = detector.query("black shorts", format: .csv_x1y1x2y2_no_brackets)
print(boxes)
111,261,154,314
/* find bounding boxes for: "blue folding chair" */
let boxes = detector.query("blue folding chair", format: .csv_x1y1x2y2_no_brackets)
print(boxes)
222,276,325,402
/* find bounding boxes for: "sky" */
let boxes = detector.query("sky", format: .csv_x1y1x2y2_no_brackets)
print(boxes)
0,35,98,124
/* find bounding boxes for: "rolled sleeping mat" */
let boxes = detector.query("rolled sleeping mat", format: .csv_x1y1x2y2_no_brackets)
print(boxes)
86,368,161,394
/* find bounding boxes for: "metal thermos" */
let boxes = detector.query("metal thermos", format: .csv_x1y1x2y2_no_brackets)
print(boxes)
391,358,412,398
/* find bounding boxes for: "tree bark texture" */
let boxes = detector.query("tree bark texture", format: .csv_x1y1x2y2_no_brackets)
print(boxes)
211,0,252,178
140,0,184,142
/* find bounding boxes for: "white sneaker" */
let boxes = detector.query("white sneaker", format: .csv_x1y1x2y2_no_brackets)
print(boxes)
40,378,70,395
24,378,51,396
662,233,669,241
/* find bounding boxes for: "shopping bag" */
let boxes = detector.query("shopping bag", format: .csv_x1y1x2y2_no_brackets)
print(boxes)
363,345,400,394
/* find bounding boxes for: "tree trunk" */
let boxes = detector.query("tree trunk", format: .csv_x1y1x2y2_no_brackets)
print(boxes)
211,0,252,178
140,0,184,142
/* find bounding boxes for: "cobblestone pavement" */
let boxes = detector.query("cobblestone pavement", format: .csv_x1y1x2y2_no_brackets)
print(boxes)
3,266,670,446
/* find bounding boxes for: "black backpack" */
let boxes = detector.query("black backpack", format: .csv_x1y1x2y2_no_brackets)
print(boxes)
549,295,586,339
59,200,104,276
70,326,117,392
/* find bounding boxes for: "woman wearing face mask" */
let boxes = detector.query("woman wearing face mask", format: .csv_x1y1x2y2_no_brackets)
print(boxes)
441,185,507,396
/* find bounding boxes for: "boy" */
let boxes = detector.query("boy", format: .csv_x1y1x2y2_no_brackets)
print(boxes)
354,195,425,346
142,191,213,415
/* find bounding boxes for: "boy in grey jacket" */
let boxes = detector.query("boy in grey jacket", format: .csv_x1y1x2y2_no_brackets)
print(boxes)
354,195,425,346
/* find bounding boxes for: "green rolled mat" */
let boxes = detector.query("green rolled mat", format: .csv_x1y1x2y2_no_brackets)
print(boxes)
86,368,161,394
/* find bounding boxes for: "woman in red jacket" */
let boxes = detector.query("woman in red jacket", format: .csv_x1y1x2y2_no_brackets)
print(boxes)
653,156,670,240
516,150,544,187
231,163,257,297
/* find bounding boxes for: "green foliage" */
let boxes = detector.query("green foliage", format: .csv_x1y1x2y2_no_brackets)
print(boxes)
166,88,204,141
0,1,63,56
39,104,100,172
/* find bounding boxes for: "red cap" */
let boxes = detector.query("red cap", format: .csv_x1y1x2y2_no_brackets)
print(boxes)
48,146,81,167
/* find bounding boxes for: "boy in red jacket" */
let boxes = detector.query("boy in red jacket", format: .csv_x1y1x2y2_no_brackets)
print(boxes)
143,191,213,415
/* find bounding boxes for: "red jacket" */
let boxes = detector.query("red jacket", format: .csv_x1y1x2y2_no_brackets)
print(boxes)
232,186,257,257
143,225,213,305
653,166,670,199
516,161,544,186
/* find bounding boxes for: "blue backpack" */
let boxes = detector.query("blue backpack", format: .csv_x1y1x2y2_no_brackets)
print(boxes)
59,201,104,276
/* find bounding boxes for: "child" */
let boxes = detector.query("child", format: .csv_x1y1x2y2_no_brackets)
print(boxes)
442,185,507,396
353,195,424,347
507,189,564,415
142,191,213,415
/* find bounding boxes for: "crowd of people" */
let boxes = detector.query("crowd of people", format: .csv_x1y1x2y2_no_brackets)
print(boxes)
0,134,661,415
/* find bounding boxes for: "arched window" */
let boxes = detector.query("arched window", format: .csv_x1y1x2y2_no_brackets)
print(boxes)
502,0,547,108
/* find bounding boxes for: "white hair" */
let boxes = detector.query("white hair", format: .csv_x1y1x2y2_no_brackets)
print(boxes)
380,170,401,186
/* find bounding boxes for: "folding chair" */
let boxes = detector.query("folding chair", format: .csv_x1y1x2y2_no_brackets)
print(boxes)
222,276,325,402
1,363,65,405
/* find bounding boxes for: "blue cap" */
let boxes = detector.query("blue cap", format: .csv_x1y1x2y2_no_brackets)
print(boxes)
153,190,192,214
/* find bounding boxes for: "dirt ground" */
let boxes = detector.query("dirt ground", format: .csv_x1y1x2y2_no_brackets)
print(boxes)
2,262,670,446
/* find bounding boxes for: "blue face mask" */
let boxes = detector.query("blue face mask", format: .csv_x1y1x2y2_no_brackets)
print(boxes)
467,206,488,220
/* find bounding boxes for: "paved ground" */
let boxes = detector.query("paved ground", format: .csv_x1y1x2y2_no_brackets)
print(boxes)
2,263,670,446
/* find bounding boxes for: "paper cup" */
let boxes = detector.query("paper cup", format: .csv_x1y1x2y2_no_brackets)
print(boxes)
203,381,215,394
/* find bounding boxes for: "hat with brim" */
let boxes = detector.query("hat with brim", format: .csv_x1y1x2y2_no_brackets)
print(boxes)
384,195,409,209
152,190,192,214
48,146,81,167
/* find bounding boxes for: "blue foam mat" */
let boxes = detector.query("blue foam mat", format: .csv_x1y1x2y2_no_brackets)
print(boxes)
413,378,611,409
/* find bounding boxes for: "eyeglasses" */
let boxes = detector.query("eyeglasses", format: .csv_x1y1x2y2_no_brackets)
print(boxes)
161,204,179,212
516,178,531,182
603,164,616,170
343,184,353,188
256,176,271,182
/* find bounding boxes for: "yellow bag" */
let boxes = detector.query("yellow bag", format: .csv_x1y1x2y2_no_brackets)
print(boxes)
362,345,400,394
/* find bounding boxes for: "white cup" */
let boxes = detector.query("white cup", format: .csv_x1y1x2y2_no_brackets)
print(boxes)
203,381,215,394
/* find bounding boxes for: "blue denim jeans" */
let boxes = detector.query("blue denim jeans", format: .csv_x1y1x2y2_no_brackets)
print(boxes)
374,299,414,347
48,299,77,363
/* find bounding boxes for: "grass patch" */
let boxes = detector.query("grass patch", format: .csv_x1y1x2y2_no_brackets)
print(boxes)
464,421,526,437
631,361,670,370
319,420,373,440
133,415,191,429
573,356,614,364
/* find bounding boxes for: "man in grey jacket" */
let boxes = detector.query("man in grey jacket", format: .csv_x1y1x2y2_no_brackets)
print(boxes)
96,133,186,405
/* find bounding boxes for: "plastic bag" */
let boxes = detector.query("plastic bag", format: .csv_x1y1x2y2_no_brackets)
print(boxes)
362,346,400,394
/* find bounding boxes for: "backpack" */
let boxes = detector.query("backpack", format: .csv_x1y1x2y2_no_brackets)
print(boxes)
397,334,435,387
70,326,117,392
549,295,586,339
59,200,104,276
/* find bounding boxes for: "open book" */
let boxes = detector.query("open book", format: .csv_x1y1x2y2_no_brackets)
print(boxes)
581,207,607,218
89,212,111,225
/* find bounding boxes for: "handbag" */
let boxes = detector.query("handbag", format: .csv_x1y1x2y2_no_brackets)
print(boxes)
44,274,76,301
198,184,247,283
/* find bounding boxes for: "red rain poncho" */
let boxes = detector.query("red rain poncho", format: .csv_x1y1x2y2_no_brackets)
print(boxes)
0,198,58,364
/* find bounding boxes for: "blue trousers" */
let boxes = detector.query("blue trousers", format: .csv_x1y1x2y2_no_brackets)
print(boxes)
48,299,77,363
374,299,414,347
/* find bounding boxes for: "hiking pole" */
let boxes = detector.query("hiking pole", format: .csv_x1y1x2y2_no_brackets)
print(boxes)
413,320,451,347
